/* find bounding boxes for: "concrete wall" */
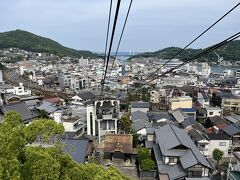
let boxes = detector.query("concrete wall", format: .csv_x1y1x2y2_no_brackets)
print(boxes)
208,139,231,157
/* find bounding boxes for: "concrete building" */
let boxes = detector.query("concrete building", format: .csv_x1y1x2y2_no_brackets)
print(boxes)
169,96,192,110
205,107,222,118
86,99,120,142
58,72,71,88
54,106,87,136
6,83,31,96
222,97,240,112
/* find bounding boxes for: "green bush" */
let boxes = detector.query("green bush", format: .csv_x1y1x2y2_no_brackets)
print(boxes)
140,158,155,171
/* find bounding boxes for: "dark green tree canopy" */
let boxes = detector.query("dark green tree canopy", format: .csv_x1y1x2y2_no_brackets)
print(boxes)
0,112,129,180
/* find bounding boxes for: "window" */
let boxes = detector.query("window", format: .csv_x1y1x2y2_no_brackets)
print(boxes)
219,142,226,146
169,157,177,164
209,112,213,115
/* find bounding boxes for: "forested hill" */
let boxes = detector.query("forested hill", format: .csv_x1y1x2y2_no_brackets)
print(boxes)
0,30,97,58
130,40,240,62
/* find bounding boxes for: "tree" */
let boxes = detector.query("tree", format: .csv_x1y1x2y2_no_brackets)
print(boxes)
137,147,150,162
140,158,155,171
25,119,64,144
0,112,129,179
212,148,224,167
120,115,131,133
22,146,61,180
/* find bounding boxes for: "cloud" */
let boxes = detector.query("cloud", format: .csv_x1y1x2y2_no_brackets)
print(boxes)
0,0,239,51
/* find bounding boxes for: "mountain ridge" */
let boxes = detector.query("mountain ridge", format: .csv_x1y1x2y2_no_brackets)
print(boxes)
130,40,240,62
0,29,97,58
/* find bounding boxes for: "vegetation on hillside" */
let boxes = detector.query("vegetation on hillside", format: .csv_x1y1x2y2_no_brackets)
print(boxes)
0,30,97,58
0,111,128,180
130,40,240,62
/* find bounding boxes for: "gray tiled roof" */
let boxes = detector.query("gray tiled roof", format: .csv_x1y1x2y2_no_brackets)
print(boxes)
172,109,188,123
155,124,212,169
222,124,240,136
63,139,89,163
131,118,151,132
1,102,39,123
131,102,150,108
131,110,148,122
37,101,58,114
78,91,95,101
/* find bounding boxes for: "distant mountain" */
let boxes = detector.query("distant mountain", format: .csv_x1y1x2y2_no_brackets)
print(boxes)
0,30,97,58
130,40,240,62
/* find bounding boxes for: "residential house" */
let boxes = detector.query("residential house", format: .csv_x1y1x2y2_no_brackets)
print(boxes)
131,110,151,138
71,91,95,105
152,124,212,179
205,107,222,118
207,133,231,157
63,139,89,163
131,102,150,113
0,102,39,124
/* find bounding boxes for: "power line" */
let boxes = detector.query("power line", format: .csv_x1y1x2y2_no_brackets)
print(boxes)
101,0,122,94
138,2,240,85
129,32,240,93
102,0,113,80
108,0,133,77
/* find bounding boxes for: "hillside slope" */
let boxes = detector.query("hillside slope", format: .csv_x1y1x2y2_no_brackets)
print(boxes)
131,40,240,62
0,30,97,58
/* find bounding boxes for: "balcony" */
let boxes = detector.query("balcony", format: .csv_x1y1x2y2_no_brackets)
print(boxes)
102,114,112,119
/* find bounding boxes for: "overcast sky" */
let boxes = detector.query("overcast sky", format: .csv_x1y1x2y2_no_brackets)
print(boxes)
0,0,239,52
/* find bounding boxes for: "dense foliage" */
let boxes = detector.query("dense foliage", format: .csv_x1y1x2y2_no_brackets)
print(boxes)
130,40,240,62
0,30,97,58
137,147,155,171
0,111,129,180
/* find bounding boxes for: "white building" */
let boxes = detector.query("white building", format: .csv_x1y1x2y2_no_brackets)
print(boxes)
79,57,88,67
205,107,222,118
54,105,87,136
86,99,120,142
6,83,31,96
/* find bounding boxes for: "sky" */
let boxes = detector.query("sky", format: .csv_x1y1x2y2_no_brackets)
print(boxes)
0,0,239,52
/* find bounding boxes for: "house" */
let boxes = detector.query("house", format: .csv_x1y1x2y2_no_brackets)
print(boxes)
131,102,150,113
63,139,89,163
71,91,95,105
181,108,196,120
131,110,151,137
104,134,134,160
0,102,39,124
229,152,240,179
37,101,58,117
222,123,240,147
207,133,231,157
188,128,210,157
205,107,222,118
152,124,212,179
54,105,87,136
172,109,189,123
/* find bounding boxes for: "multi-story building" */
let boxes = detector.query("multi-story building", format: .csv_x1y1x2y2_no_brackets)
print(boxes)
58,72,71,88
54,105,87,136
6,83,31,96
222,96,240,112
87,99,120,142
150,88,166,103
